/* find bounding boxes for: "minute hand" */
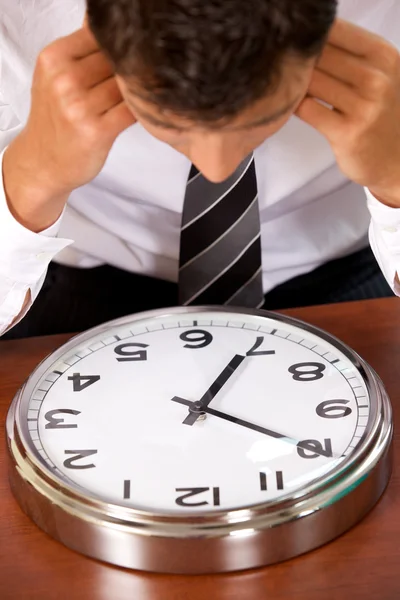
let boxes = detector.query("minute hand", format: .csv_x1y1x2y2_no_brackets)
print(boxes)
183,354,246,426
173,396,294,442
172,397,340,458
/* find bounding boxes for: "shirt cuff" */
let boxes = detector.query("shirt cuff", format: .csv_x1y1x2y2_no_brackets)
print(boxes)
0,148,73,285
366,188,400,249
366,187,400,294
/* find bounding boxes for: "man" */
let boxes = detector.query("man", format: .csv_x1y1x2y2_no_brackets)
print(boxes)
1,0,400,339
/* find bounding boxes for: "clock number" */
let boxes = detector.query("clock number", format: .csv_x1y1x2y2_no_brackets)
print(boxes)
260,471,284,491
175,487,220,507
180,330,213,349
68,373,100,392
297,439,333,459
246,337,276,357
316,400,352,419
289,362,326,382
45,409,81,429
63,450,98,469
114,343,149,362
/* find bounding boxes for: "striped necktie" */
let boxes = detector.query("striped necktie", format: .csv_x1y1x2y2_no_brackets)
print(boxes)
178,154,264,308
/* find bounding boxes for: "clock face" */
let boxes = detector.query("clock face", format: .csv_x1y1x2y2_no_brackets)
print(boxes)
19,310,372,514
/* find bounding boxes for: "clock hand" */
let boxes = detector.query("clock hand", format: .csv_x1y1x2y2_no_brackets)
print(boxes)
171,397,340,458
182,354,246,426
172,396,294,441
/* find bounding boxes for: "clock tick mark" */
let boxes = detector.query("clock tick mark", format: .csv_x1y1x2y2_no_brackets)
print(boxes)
271,329,278,335
124,480,131,500
260,472,267,491
213,487,221,506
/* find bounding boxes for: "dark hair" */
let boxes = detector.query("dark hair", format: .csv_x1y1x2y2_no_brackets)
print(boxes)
88,0,338,122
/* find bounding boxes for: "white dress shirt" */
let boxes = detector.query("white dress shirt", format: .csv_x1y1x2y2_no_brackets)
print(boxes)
1,0,400,336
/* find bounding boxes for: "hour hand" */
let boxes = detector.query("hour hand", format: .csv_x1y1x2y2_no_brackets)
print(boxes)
177,354,246,426
171,397,207,424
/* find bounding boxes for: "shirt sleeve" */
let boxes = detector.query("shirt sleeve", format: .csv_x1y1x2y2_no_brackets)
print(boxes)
366,188,400,296
0,106,73,336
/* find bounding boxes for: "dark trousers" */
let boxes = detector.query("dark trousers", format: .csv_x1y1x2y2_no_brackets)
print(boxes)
3,246,394,340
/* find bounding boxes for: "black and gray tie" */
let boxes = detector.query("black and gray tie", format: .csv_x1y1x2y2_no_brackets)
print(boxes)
178,154,264,308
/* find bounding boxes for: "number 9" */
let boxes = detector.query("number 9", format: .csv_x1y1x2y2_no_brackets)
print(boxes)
180,330,213,349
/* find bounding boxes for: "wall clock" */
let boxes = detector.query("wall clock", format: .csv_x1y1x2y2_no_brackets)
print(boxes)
6,306,393,573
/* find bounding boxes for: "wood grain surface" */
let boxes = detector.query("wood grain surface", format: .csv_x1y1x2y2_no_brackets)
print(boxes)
1,298,400,600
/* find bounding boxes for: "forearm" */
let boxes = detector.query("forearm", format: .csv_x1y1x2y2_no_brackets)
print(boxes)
3,133,70,233
0,147,73,337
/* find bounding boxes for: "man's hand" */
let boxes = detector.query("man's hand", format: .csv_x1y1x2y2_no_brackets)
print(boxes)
296,19,400,208
3,23,136,232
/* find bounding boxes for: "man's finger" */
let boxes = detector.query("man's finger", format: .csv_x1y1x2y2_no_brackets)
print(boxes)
328,18,399,74
102,101,137,139
295,97,343,139
318,44,372,90
73,52,114,89
53,26,100,61
86,77,124,116
328,19,387,58
307,70,360,115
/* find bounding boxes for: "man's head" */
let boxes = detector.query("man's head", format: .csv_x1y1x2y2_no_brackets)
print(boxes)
87,0,338,181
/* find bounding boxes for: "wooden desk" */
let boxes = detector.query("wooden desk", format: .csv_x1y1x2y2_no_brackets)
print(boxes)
1,298,400,600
